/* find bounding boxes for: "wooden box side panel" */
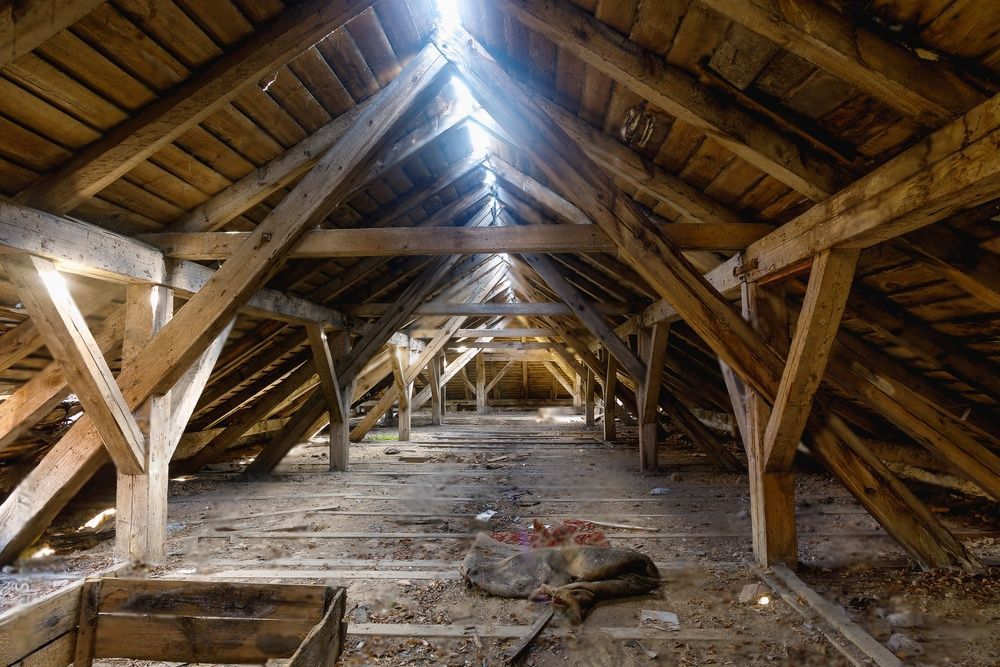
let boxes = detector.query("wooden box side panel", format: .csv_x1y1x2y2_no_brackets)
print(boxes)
0,579,84,666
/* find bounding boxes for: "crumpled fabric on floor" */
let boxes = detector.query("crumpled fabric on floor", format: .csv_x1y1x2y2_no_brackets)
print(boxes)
460,532,660,623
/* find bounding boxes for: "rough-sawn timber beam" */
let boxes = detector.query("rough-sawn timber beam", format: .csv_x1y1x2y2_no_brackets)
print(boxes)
0,200,343,326
346,302,633,317
142,222,771,259
494,0,846,199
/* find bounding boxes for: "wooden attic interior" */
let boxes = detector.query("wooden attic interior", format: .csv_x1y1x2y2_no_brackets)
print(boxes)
0,0,998,663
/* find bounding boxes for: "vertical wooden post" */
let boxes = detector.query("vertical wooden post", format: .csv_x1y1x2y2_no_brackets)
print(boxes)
572,373,582,407
521,340,528,400
391,344,412,441
603,351,618,441
638,322,669,472
742,279,798,568
306,323,346,459
116,284,172,563
476,350,487,413
329,333,352,472
584,366,595,427
430,354,443,426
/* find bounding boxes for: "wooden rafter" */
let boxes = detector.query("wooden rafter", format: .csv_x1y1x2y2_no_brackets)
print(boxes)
700,0,985,125
15,0,378,214
493,0,846,199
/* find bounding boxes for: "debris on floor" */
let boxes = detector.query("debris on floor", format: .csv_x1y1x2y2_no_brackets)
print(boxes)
490,519,610,547
461,532,660,623
640,608,680,631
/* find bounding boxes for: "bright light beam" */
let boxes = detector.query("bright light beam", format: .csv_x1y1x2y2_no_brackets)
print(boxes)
436,0,462,31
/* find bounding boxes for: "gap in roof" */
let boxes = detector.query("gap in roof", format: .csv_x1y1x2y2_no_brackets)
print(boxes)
452,77,492,161
435,0,463,32
435,2,492,157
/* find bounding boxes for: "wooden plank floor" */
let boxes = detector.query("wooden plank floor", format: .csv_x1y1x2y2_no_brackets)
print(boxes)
4,410,998,664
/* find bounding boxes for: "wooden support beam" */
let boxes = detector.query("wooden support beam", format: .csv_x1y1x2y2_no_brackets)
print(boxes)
764,250,858,470
719,361,751,452
809,414,980,571
165,319,235,454
0,47,447,563
543,361,575,397
584,367,596,428
3,254,146,474
476,351,487,413
326,332,355,472
307,324,346,430
492,0,846,199
485,360,516,395
144,220,768,259
603,352,618,441
519,254,645,382
0,308,124,454
430,354,443,426
347,302,634,317
115,284,172,563
412,327,557,338
390,345,412,441
15,0,378,214
0,0,105,67
0,201,344,326
638,323,669,472
449,341,554,350
700,0,985,125
511,103,745,227
742,280,798,568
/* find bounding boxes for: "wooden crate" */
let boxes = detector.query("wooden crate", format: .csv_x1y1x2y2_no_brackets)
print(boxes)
1,576,345,666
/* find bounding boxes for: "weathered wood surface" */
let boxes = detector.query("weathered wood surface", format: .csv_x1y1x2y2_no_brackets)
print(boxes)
144,221,771,258
15,0,379,214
